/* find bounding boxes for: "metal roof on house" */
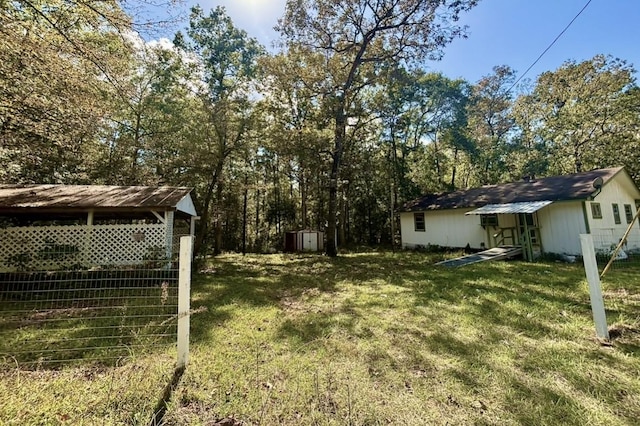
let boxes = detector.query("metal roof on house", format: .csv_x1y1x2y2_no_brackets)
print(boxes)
400,167,625,212
0,184,197,216
465,201,554,215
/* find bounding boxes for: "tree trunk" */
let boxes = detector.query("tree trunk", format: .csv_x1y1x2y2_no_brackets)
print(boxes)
326,97,346,257
390,126,399,249
433,133,442,186
194,179,216,257
326,179,339,256
213,180,224,255
390,180,395,251
574,145,583,173
242,173,248,255
451,147,458,189
255,187,260,246
300,168,307,229
338,187,346,246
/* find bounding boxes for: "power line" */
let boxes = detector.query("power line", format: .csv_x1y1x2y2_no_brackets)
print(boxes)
507,0,593,93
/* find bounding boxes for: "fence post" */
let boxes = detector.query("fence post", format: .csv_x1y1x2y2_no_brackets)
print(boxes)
177,235,193,368
579,234,610,340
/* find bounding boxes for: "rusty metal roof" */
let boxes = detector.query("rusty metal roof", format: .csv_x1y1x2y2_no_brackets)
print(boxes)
400,167,627,212
0,184,196,215
465,200,554,215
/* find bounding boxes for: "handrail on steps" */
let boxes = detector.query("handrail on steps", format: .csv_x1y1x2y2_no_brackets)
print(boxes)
493,227,518,246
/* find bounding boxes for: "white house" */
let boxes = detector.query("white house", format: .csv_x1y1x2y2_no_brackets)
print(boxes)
399,167,640,259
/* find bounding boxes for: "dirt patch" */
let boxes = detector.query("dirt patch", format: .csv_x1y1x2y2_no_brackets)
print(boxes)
609,324,640,340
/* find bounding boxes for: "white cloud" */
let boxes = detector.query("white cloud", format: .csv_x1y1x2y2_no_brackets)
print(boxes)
194,0,286,47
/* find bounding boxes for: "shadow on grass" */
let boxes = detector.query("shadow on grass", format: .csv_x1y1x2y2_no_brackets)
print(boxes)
180,252,640,424
189,255,341,343
192,253,597,340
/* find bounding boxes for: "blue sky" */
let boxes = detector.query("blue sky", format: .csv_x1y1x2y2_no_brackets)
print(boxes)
162,0,640,84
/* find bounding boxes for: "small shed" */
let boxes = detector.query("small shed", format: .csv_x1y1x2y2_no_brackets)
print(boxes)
0,184,198,271
284,230,324,252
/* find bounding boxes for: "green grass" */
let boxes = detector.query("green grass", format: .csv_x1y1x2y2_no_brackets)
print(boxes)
0,270,178,366
1,252,639,425
164,252,640,426
0,352,176,425
0,272,179,425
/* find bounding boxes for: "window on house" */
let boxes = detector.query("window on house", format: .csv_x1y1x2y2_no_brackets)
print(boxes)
480,214,498,227
591,203,602,219
624,204,634,224
612,204,621,224
414,212,425,232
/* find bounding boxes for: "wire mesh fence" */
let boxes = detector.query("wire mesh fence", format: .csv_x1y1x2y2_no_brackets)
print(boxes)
581,231,640,342
592,233,640,275
0,235,193,424
0,268,178,368
0,232,191,369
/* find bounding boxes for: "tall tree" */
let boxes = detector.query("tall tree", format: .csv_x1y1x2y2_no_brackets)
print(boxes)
277,0,479,256
404,72,471,191
175,6,264,255
509,79,551,181
97,38,196,185
513,55,639,175
466,65,516,185
259,48,332,231
0,0,132,183
374,68,471,205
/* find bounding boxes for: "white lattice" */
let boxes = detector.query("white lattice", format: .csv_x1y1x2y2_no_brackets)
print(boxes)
0,224,168,271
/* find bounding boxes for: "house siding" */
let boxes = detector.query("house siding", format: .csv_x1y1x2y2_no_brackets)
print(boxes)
399,168,640,256
587,175,640,253
537,201,586,255
400,208,487,250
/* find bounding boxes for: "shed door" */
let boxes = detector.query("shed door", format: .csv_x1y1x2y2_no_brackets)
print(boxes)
302,232,317,251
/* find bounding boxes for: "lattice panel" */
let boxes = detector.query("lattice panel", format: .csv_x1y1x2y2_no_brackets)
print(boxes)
0,224,168,271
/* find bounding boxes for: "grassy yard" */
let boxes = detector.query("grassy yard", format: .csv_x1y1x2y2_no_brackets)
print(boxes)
163,252,640,425
1,251,638,425
0,352,176,424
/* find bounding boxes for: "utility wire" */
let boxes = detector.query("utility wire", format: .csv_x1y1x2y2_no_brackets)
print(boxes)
507,0,593,93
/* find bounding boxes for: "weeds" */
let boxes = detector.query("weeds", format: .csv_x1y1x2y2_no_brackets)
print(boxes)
2,252,639,425
164,252,640,425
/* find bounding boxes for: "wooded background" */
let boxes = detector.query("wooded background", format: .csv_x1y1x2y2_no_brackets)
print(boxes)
2,0,639,256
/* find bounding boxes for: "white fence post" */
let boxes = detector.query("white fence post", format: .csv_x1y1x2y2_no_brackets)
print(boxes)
579,234,610,340
177,236,193,368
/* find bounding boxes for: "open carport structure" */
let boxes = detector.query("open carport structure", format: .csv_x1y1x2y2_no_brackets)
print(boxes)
0,184,198,271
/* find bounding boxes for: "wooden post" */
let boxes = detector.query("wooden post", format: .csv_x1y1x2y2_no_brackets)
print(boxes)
164,211,174,263
177,236,193,368
522,215,531,261
84,210,95,266
580,234,610,340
